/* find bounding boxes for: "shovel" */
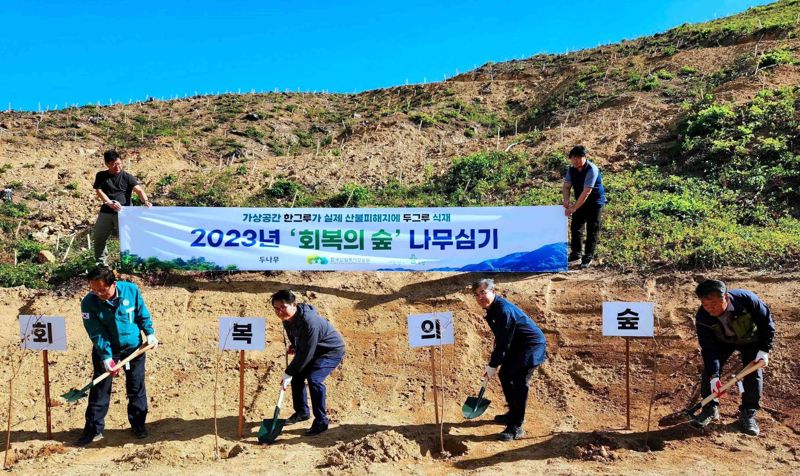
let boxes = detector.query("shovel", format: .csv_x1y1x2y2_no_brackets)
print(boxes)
59,343,154,403
462,375,491,419
685,358,766,419
258,383,288,444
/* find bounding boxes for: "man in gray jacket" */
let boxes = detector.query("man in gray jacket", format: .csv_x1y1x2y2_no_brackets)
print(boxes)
271,289,345,435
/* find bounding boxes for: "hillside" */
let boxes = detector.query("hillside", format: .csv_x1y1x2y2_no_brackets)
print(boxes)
0,2,800,475
0,1,799,283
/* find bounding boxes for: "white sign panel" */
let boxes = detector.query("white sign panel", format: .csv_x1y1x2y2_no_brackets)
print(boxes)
219,317,266,351
408,312,455,348
602,302,654,337
120,206,567,272
19,316,67,351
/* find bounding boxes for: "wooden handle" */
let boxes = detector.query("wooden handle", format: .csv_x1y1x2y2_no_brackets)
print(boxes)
90,344,154,387
697,359,765,408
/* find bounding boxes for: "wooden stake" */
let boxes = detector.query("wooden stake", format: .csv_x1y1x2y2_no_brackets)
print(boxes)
430,347,443,453
43,350,52,439
238,350,245,439
4,378,13,469
625,337,631,430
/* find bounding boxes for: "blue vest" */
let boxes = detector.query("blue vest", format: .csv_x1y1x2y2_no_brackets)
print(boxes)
569,161,606,206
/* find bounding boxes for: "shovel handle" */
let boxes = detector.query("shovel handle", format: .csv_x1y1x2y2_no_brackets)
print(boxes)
692,359,765,413
90,343,154,387
276,385,286,408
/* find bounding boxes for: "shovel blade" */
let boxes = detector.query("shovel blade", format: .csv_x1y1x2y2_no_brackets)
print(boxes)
61,388,89,403
462,396,491,419
258,418,286,444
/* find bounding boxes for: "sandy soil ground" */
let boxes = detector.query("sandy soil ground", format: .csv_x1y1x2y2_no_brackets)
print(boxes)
0,269,798,475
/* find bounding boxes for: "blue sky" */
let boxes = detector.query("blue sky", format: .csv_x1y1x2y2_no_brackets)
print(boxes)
0,0,773,111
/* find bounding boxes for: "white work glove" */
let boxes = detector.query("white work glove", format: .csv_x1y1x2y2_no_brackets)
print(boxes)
755,350,769,367
710,377,725,399
146,334,159,350
103,358,121,377
484,366,498,380
281,373,293,390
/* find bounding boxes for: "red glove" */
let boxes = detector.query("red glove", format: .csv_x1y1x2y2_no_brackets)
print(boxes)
710,377,725,398
103,358,121,377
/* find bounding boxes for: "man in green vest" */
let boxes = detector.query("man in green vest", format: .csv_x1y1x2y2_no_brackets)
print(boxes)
691,279,774,436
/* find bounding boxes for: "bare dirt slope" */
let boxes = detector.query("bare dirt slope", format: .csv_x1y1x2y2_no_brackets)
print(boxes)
1,270,798,474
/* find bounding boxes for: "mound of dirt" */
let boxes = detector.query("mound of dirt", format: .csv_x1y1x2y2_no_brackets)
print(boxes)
322,430,422,468
4,442,66,465
113,444,183,470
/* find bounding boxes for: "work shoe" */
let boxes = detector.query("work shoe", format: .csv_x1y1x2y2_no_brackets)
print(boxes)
132,426,149,439
494,413,511,425
305,421,328,436
493,413,525,425
568,252,582,263
285,413,311,425
497,426,525,441
739,409,760,436
690,405,719,429
580,258,593,269
75,430,104,447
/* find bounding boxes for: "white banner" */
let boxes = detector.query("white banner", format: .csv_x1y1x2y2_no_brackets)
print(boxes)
19,316,67,351
219,317,267,351
602,302,654,337
408,312,455,348
119,206,567,272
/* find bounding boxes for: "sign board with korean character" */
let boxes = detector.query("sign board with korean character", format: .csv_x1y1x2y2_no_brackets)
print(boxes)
602,302,654,337
19,316,67,351
408,312,455,348
219,317,266,351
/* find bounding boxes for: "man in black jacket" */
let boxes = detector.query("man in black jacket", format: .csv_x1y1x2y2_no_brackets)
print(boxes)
691,280,774,436
271,290,345,435
473,278,547,441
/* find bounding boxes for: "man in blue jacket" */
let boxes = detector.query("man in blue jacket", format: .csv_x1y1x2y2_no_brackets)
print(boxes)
562,145,606,269
272,290,345,436
691,280,774,436
472,278,547,441
76,266,158,446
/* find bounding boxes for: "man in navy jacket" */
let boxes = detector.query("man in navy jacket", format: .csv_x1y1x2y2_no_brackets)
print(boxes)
691,279,774,436
472,278,547,441
272,289,345,436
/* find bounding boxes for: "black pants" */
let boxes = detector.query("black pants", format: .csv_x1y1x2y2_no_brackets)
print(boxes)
570,205,603,259
700,343,763,411
85,348,148,434
498,364,537,428
291,351,344,425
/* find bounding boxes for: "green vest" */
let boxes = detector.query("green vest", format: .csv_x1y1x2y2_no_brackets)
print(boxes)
709,311,758,346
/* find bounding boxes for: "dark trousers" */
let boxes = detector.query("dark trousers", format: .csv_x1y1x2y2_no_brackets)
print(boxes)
700,343,763,411
291,352,344,425
85,348,148,434
570,204,603,259
499,363,537,428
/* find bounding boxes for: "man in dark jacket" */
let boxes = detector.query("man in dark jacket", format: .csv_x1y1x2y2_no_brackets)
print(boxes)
691,280,774,436
472,278,547,441
271,289,345,435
